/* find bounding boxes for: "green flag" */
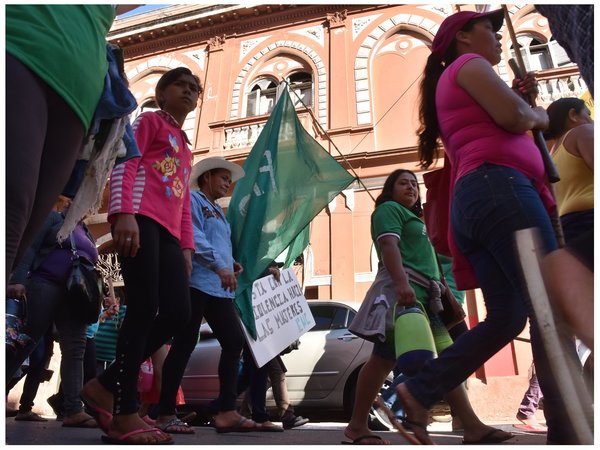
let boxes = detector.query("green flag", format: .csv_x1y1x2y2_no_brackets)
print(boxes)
228,88,355,338
283,224,309,268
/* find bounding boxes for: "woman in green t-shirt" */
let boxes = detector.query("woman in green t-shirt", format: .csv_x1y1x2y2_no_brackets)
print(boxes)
344,169,511,445
5,5,138,283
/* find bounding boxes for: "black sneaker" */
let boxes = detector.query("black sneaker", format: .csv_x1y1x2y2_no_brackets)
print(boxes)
46,394,63,421
282,414,309,429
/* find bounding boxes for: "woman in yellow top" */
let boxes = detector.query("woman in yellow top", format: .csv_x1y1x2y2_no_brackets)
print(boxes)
545,97,593,243
542,98,594,352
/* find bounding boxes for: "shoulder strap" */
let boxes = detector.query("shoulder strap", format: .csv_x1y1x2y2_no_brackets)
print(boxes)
69,233,79,261
552,128,575,154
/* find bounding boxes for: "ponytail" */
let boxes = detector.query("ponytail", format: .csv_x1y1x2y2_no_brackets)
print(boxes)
417,54,446,169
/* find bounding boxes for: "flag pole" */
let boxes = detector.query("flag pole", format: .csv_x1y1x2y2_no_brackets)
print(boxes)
284,81,376,203
501,5,564,247
503,6,592,443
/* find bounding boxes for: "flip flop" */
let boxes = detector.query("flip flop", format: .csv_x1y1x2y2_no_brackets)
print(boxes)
513,423,548,433
463,428,514,444
80,393,112,434
62,415,98,428
341,434,389,445
156,417,195,434
141,415,156,426
256,421,284,432
373,397,426,445
215,416,257,433
101,427,174,445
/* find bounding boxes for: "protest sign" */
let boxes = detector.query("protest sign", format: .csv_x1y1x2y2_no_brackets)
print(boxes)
242,268,315,367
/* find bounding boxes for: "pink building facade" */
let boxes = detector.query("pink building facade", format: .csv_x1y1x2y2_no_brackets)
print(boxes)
97,3,587,418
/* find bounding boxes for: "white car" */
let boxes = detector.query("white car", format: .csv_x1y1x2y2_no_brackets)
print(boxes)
180,300,374,415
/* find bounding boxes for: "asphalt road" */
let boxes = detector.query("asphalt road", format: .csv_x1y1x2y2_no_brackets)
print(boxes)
5,416,549,445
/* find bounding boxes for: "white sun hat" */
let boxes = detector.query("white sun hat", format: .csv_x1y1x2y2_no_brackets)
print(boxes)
189,156,245,190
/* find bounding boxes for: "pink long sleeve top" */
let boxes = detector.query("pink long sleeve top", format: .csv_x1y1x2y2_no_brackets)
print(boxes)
108,110,194,250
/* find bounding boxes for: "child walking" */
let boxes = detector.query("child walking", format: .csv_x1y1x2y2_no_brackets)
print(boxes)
81,67,201,445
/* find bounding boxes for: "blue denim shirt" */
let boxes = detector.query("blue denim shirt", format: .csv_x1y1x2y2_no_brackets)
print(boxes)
89,44,140,164
189,190,235,299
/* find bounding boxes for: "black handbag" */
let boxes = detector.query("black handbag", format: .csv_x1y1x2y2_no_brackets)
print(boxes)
404,262,466,331
66,234,102,325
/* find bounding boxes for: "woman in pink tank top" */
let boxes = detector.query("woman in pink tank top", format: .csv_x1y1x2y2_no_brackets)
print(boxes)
391,9,590,445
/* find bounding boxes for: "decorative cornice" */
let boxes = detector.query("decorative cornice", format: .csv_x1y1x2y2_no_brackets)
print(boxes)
108,5,384,59
326,10,348,28
207,35,226,51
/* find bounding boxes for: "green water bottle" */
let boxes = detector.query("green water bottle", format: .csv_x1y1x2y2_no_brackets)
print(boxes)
394,306,437,374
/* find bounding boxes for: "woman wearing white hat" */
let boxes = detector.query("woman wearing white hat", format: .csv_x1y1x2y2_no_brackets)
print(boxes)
154,157,257,434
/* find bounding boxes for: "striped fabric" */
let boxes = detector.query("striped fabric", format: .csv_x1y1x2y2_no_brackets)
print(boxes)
95,305,127,363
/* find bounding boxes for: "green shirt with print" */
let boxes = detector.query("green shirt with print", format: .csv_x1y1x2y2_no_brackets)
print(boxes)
371,200,440,283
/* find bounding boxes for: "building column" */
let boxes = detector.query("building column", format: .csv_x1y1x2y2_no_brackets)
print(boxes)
326,10,352,130
330,190,356,300
196,35,229,153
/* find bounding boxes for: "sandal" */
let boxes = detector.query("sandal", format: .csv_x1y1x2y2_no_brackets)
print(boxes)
215,416,257,433
62,412,98,428
101,427,174,445
15,411,48,422
256,421,284,432
341,434,389,445
80,392,112,433
156,417,195,434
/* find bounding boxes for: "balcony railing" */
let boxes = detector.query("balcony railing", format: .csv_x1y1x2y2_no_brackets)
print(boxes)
218,109,315,152
535,65,589,106
218,65,588,152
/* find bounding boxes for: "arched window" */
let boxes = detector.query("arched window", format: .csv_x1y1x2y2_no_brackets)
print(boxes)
246,77,278,117
286,71,313,109
512,36,572,71
245,70,313,118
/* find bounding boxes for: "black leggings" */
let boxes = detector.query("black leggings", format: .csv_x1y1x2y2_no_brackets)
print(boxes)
98,216,191,415
159,288,245,415
6,53,84,279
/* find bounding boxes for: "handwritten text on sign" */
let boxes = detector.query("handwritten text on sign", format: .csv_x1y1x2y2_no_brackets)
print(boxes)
243,268,315,367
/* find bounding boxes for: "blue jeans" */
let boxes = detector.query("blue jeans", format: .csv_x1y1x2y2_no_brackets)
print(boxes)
517,372,543,419
405,164,586,443
6,277,87,417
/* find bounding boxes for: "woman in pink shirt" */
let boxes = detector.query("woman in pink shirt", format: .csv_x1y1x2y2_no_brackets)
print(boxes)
82,67,201,445
392,9,587,445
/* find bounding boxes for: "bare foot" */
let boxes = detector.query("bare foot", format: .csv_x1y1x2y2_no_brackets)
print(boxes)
395,383,434,444
80,378,114,432
81,378,113,413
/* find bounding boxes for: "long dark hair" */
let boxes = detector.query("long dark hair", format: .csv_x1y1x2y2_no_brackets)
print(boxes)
155,67,202,109
417,20,478,169
544,97,587,140
375,169,423,217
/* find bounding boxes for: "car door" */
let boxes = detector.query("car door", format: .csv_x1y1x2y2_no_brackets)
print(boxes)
180,323,222,403
281,302,366,402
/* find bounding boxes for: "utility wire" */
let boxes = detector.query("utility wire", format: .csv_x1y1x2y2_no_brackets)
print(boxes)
286,74,422,203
